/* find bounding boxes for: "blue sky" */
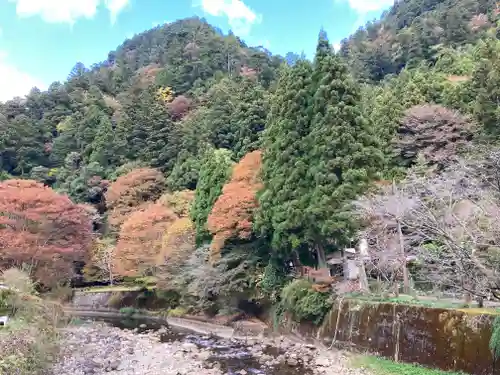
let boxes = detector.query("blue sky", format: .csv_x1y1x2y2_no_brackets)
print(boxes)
0,0,394,101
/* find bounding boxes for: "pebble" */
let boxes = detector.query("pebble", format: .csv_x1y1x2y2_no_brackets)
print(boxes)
51,322,371,375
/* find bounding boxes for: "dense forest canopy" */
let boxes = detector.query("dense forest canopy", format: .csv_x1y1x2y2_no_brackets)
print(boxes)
3,0,500,318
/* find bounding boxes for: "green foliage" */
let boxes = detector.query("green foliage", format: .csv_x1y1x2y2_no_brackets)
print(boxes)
352,355,465,375
306,34,384,250
257,60,314,254
0,268,63,375
158,242,265,315
258,260,289,302
280,279,332,325
471,38,500,135
259,33,382,262
167,151,203,191
489,316,500,359
190,148,233,243
341,0,496,82
119,307,138,317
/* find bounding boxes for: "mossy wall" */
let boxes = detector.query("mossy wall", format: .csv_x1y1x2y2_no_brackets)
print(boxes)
319,300,496,375
71,289,179,311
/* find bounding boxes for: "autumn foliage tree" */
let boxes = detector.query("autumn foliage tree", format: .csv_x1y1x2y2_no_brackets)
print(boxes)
113,202,177,277
157,190,195,217
207,150,262,261
0,179,94,286
106,168,166,229
157,217,196,265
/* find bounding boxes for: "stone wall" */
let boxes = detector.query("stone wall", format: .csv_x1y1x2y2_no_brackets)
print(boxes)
71,288,177,311
318,300,496,375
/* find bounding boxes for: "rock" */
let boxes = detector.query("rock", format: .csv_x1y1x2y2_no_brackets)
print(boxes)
181,342,197,351
139,324,147,329
315,357,331,367
287,358,299,366
197,351,211,360
108,360,120,370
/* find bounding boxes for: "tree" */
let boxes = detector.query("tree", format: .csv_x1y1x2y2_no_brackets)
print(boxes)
305,32,384,266
404,166,500,303
157,217,196,266
106,167,166,230
471,38,500,134
394,104,474,169
0,180,93,286
90,237,115,284
89,116,118,169
207,150,262,261
190,148,233,243
113,202,177,277
355,181,419,294
257,60,314,259
357,160,500,303
157,190,195,217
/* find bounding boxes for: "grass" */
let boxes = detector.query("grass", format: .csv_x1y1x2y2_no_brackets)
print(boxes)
77,285,145,293
344,293,473,310
0,268,65,375
351,355,465,375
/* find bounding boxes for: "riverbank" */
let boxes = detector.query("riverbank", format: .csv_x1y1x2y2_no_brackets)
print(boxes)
51,320,369,375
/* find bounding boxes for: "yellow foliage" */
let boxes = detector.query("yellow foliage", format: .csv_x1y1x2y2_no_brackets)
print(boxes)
157,217,196,265
157,190,195,217
156,86,174,103
56,117,72,133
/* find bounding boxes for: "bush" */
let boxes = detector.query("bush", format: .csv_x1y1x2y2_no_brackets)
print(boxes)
0,268,64,375
280,279,333,325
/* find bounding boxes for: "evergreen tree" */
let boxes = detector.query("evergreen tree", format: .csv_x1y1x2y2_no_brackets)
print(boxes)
190,148,233,243
89,116,117,169
256,60,314,258
471,38,500,134
306,32,384,264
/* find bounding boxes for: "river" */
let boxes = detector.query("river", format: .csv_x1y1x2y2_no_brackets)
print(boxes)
51,316,369,375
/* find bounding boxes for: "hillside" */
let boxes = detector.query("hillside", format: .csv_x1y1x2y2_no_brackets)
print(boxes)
2,0,500,331
0,17,280,192
341,0,497,81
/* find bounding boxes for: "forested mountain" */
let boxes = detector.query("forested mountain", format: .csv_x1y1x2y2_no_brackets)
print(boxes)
3,0,500,321
341,0,497,81
0,17,279,203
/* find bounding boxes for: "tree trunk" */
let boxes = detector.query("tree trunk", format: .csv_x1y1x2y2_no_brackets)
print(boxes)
316,245,327,269
108,259,113,285
397,219,410,294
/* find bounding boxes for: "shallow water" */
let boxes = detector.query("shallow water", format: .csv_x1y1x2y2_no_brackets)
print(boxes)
93,316,313,375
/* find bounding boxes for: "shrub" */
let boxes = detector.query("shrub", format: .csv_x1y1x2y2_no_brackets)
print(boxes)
280,279,333,325
0,268,64,375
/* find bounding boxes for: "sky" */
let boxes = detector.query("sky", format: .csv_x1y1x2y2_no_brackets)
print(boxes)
0,0,395,101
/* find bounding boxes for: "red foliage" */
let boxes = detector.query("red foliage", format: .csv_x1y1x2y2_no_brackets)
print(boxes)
0,180,94,286
207,150,262,261
106,168,166,229
167,95,192,120
113,202,177,277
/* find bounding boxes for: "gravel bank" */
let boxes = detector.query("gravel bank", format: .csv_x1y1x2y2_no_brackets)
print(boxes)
51,321,370,375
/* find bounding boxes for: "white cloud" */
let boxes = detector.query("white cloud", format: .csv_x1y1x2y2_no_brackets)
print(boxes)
0,52,47,102
7,0,130,25
196,0,262,36
337,0,394,13
105,0,129,24
333,42,341,51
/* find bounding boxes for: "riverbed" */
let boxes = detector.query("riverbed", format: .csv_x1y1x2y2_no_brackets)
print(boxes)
51,318,370,375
